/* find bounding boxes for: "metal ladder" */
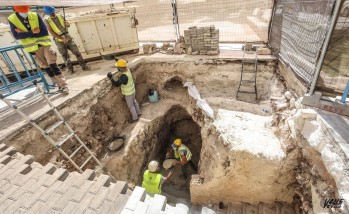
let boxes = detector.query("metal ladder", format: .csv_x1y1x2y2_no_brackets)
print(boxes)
0,81,103,173
236,42,258,100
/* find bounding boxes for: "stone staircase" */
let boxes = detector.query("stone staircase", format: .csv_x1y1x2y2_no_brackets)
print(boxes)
0,143,296,213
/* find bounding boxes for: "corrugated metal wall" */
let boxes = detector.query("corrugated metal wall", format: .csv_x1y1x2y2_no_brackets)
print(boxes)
269,0,336,86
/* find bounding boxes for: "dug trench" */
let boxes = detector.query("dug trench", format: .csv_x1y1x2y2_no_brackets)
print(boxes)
1,58,340,212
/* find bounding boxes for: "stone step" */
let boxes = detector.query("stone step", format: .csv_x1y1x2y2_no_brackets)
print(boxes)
42,168,69,187
0,155,33,181
89,174,111,194
0,143,8,151
0,146,16,161
54,172,81,194
35,192,62,213
146,194,167,214
133,201,149,214
88,186,110,211
50,185,80,212
0,166,42,206
122,186,146,212
108,194,130,214
0,155,12,165
71,169,96,188
106,181,128,202
72,192,96,214
71,180,94,203
0,155,20,174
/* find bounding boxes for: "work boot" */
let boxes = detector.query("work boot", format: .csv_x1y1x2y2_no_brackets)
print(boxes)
67,61,74,74
58,87,69,94
80,63,88,71
127,118,139,123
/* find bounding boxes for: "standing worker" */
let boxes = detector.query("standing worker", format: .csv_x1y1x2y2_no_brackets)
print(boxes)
43,6,87,74
166,138,198,179
107,59,141,123
142,160,172,196
8,5,69,93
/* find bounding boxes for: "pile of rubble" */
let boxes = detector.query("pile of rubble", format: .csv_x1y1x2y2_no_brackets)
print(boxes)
184,26,219,55
142,25,220,56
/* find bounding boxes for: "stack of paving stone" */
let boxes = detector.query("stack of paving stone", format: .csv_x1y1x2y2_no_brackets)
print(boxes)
184,26,219,55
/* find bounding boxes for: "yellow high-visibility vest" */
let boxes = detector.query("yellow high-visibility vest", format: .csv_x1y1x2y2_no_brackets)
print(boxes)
8,12,52,53
174,144,192,161
142,170,162,195
46,14,66,42
121,69,135,96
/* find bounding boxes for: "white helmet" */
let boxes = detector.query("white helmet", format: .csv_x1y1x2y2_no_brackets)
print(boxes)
148,160,159,172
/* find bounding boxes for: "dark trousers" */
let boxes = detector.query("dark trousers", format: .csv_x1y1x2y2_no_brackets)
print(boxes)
181,160,198,178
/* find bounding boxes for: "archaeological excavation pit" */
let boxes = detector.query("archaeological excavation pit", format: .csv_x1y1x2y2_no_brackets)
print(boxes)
1,58,343,213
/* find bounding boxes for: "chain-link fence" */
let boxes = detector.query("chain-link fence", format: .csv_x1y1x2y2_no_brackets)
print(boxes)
269,0,336,86
317,0,349,95
119,0,273,43
117,0,177,42
177,0,273,43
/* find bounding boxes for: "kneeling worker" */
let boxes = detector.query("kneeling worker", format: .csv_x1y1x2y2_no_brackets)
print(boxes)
142,160,172,196
166,138,197,179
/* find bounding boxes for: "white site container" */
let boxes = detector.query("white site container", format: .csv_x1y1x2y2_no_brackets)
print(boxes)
0,10,139,75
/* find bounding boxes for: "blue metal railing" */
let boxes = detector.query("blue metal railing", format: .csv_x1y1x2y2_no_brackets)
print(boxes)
0,44,52,97
341,80,349,104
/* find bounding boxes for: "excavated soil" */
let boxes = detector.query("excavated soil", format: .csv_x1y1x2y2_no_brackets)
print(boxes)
4,58,338,211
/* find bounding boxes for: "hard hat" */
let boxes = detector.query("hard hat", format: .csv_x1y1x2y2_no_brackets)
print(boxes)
13,6,30,13
148,160,159,173
173,139,182,147
43,6,55,15
115,59,127,68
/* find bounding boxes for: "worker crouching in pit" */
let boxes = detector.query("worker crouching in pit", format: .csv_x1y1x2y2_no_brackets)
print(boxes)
166,139,198,179
107,59,141,123
142,161,172,196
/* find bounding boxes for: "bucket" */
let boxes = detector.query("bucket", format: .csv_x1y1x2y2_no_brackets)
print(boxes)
148,89,159,103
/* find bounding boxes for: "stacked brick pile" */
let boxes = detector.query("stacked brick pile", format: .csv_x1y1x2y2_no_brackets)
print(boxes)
184,26,219,55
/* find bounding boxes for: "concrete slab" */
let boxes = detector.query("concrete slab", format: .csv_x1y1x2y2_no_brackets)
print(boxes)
316,109,349,147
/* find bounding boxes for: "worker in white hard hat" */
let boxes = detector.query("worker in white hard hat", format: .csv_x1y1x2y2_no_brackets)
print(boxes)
166,138,197,179
107,59,141,123
142,160,172,196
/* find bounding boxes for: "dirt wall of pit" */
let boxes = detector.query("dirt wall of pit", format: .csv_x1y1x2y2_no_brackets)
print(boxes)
189,112,299,205
1,58,277,168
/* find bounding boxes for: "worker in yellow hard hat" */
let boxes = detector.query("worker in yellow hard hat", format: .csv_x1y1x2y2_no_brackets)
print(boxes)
142,160,172,196
107,59,141,123
166,138,197,179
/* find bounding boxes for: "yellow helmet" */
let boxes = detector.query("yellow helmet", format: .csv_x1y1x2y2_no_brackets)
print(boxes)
115,59,127,68
173,139,182,147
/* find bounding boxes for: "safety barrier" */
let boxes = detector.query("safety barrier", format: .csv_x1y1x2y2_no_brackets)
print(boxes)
0,44,51,97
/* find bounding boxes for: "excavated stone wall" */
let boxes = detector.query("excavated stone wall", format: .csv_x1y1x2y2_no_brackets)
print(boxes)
5,58,334,209
190,110,299,205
